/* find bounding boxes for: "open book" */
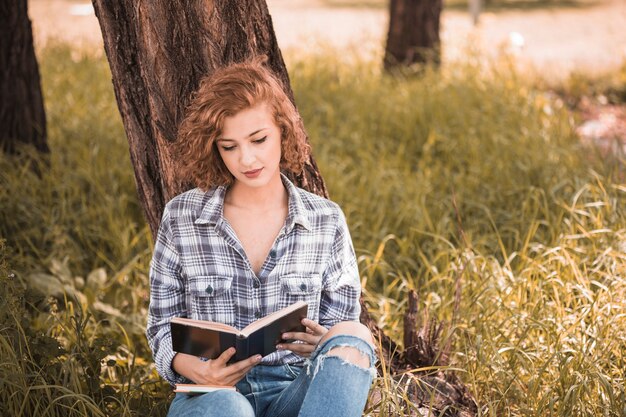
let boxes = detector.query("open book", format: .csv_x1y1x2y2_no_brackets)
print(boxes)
171,301,308,362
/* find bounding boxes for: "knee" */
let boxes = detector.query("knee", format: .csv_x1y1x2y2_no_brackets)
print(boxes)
320,322,374,368
211,390,254,417
174,390,254,417
323,321,373,346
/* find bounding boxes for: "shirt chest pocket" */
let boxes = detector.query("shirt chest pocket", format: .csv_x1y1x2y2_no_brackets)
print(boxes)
279,273,322,316
187,276,235,326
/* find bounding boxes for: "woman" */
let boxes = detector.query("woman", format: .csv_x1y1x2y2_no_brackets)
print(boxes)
146,56,376,417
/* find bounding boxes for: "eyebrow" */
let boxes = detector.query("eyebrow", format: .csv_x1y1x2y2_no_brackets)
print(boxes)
218,128,267,142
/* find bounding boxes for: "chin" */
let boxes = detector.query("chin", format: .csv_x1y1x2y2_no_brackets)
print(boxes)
236,176,269,188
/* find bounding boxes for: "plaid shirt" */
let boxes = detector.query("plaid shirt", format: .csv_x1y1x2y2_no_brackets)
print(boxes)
146,174,361,385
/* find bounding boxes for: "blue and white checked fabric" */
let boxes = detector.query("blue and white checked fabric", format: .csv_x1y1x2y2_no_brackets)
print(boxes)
146,174,361,385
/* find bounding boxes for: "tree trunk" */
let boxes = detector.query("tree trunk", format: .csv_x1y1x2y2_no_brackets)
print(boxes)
91,0,326,238
0,0,48,155
384,0,443,71
93,1,475,415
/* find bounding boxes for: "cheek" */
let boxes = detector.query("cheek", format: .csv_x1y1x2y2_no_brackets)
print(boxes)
217,150,235,169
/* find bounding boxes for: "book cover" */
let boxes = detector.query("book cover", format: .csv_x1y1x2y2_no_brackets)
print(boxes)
171,301,308,362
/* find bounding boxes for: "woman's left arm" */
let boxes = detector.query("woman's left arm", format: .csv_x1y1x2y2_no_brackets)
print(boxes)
278,208,361,356
317,209,361,325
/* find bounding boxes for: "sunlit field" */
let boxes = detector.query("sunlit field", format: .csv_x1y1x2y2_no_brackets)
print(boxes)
1,44,624,416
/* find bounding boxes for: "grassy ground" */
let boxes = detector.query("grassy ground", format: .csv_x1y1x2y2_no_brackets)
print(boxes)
1,44,625,416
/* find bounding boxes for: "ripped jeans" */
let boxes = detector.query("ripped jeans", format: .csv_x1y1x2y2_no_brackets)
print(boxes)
167,335,377,417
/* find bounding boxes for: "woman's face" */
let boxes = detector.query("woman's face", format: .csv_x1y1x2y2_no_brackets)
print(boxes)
217,102,282,189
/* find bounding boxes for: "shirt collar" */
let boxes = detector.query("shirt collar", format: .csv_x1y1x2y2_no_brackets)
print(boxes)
282,173,312,232
195,185,228,226
194,173,312,232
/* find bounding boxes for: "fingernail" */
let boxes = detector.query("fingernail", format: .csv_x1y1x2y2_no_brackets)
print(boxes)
255,355,262,362
276,344,283,350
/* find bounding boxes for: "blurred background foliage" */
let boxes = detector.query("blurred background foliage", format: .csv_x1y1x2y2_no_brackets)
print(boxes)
1,43,625,416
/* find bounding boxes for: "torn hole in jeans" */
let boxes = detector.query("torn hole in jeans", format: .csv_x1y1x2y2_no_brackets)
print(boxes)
306,343,376,379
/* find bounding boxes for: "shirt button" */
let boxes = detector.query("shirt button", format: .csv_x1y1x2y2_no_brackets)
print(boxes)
253,281,260,289
269,249,277,258
254,311,262,318
205,285,213,295
299,283,307,291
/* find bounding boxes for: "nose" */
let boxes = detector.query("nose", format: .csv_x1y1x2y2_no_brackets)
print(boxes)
239,144,256,166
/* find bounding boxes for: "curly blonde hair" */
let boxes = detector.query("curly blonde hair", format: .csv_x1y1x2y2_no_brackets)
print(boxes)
175,56,310,191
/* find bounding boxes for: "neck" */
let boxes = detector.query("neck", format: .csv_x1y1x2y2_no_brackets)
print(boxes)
225,173,287,211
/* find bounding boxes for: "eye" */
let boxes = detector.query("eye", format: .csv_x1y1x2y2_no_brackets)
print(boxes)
221,145,236,152
252,136,267,144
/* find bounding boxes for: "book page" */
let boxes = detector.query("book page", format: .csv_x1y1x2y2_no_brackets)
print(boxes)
240,301,307,336
174,384,236,393
171,317,239,335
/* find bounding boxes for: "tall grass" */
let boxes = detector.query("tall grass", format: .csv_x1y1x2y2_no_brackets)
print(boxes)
1,43,149,276
1,44,624,416
293,51,625,415
0,45,169,417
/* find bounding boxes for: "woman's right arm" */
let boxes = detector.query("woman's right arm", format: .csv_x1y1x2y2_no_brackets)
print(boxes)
146,206,189,385
146,206,260,386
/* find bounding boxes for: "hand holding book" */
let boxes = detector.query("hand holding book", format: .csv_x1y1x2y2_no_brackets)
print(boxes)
170,302,311,390
172,317,328,392
276,318,328,358
172,348,261,388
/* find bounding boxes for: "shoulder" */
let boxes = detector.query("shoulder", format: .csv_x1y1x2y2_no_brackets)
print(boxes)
164,187,216,218
282,173,342,219
294,186,345,223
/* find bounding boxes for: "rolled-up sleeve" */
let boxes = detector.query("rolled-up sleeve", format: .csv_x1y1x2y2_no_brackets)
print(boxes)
146,207,187,386
318,210,361,327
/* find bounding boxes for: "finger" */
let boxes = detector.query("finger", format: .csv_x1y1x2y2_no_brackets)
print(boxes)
222,355,262,384
278,342,316,356
223,364,256,386
282,331,318,344
302,319,328,336
215,347,237,367
225,354,262,376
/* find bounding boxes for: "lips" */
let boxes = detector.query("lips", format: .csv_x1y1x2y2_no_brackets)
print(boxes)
243,168,263,178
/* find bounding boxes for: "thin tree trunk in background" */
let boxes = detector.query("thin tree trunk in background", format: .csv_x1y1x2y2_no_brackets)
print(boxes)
0,0,48,155
384,0,443,71
91,0,326,238
469,0,482,26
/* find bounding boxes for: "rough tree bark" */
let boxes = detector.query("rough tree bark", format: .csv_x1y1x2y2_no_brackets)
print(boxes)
0,0,48,155
384,0,443,71
93,1,475,414
91,0,326,238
